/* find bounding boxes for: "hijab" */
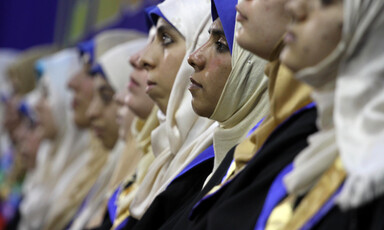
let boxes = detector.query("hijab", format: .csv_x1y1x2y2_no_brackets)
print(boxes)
233,40,313,173
283,0,384,210
69,38,147,230
129,0,218,220
78,29,145,66
18,48,82,230
39,39,152,230
7,45,57,95
334,0,384,209
209,0,269,171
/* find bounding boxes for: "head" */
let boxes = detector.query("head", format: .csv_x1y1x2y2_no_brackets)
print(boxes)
140,17,186,114
87,75,119,150
281,0,343,72
125,48,154,119
18,117,41,170
235,0,290,59
67,62,94,128
188,18,232,118
3,94,22,143
35,84,58,140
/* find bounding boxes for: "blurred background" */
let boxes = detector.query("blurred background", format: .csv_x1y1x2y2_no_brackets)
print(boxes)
0,0,160,51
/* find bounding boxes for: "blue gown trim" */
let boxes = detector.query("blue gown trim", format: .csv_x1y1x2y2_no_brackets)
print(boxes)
169,144,215,188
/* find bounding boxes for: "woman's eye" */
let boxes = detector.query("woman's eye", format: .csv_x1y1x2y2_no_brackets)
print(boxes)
321,0,333,6
101,93,114,104
215,41,229,53
162,33,173,46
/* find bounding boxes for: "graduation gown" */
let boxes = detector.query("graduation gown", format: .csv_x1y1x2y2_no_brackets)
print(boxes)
158,105,317,230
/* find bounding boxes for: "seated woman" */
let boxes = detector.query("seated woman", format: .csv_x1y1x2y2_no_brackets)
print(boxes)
104,30,160,230
157,0,318,228
257,0,384,229
67,38,148,230
17,48,83,230
127,0,271,229
108,0,219,229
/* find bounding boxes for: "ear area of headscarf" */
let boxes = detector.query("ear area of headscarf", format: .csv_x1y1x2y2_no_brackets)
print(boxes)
211,0,238,53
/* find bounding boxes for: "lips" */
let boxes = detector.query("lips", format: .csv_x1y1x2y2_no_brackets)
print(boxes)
284,30,296,44
92,125,104,138
236,6,248,22
146,79,157,93
128,75,140,89
189,77,203,91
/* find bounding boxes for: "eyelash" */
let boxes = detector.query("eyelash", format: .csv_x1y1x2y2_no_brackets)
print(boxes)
161,33,174,46
321,0,333,6
101,93,114,105
215,41,229,53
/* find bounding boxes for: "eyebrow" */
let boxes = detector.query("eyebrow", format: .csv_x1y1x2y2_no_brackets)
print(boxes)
98,85,114,95
157,24,174,34
208,28,226,37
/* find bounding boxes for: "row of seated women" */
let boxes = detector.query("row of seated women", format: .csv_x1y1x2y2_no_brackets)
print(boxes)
0,0,383,229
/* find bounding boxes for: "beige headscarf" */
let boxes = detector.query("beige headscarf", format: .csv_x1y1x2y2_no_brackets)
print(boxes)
18,48,83,230
233,40,313,173
7,45,57,95
209,20,269,171
69,37,148,230
129,0,218,220
111,107,159,230
334,0,384,209
283,0,384,211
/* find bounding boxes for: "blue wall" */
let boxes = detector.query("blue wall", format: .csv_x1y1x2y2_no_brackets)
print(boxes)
0,0,58,50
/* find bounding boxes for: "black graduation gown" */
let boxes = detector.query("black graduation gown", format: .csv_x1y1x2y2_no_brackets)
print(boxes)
158,106,318,230
121,146,215,230
310,190,384,230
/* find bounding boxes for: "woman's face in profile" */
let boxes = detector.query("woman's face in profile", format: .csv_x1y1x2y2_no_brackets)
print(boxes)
35,85,58,140
235,0,290,60
87,75,119,150
188,18,232,118
280,0,343,73
139,17,186,115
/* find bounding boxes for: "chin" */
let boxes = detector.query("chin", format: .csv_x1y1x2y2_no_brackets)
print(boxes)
191,100,212,118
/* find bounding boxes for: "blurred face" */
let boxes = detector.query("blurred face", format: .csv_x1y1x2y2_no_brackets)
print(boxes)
35,86,58,140
3,94,22,143
140,18,186,114
115,91,133,140
188,19,232,118
281,0,343,72
19,120,41,170
87,75,119,150
236,0,290,59
125,49,154,119
67,63,94,128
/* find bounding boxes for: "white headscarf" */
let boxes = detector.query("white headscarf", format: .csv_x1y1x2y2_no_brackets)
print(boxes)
129,0,218,220
284,0,384,210
335,0,384,209
68,38,148,230
0,49,19,154
209,14,269,171
18,48,82,230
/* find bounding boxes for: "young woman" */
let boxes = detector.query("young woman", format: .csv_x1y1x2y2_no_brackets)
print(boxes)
157,0,317,228
17,48,83,230
67,38,147,230
109,0,218,229
258,0,384,229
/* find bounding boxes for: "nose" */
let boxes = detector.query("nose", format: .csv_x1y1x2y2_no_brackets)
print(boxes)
285,0,307,22
188,45,206,72
67,70,80,90
86,98,101,122
139,42,156,71
129,49,143,70
114,91,125,106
